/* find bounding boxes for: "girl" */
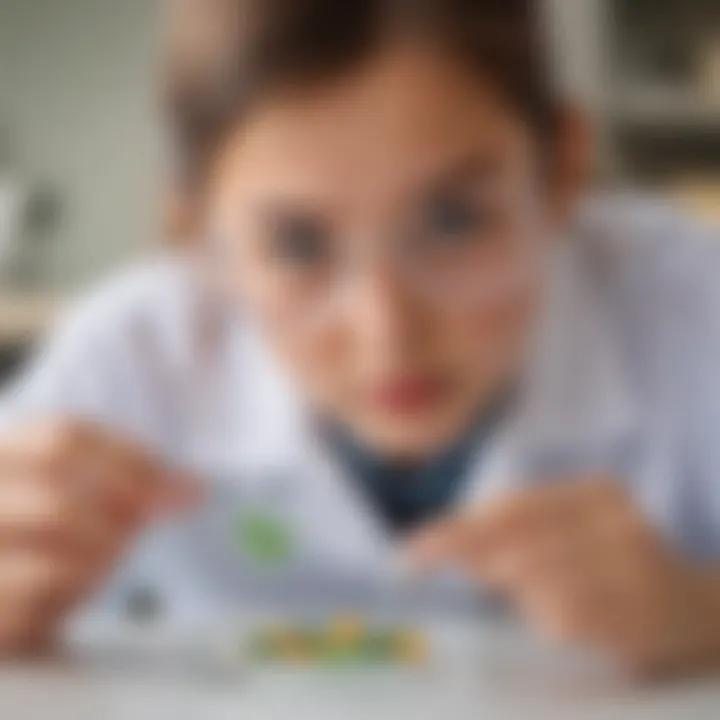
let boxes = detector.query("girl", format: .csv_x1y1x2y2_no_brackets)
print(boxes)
1,0,719,674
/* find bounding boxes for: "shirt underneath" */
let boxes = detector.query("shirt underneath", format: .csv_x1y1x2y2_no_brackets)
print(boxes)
326,399,509,535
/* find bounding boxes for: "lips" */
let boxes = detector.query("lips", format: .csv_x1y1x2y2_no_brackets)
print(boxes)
366,373,450,415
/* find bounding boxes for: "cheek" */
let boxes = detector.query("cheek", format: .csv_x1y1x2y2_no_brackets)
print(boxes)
449,289,540,385
257,318,355,408
231,267,357,407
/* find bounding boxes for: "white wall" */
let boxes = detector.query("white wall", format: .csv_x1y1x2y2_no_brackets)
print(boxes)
544,0,610,110
0,0,162,290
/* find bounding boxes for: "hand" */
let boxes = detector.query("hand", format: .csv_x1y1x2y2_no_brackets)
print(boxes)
0,420,200,655
406,478,720,675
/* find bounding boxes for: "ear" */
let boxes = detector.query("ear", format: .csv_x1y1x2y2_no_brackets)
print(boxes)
549,105,593,228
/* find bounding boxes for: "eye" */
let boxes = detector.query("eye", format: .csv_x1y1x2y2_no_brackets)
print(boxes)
422,194,489,243
268,213,331,267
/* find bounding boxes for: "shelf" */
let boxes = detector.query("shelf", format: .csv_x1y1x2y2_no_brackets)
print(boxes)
608,88,720,131
0,292,64,347
668,180,720,223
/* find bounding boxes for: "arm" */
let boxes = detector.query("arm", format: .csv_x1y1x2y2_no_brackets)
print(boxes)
0,268,200,653
404,222,720,677
680,230,720,558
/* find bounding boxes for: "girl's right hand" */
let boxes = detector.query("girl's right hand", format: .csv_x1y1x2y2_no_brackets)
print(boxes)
0,420,199,655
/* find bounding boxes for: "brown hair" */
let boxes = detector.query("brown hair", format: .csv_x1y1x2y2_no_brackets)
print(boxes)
164,0,556,234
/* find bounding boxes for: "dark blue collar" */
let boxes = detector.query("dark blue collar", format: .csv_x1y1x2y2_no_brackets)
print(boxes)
325,397,510,534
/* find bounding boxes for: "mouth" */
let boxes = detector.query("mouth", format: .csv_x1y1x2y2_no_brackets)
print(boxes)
365,372,452,416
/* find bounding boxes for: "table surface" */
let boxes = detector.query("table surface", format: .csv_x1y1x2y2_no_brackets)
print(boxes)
1,621,720,720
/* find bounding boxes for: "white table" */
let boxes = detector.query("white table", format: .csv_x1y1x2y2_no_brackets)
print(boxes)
1,620,719,720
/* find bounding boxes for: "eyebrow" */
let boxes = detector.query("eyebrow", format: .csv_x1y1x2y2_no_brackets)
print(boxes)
413,153,501,205
257,202,331,232
244,152,502,229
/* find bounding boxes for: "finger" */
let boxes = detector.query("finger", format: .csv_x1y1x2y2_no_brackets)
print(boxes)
0,476,68,531
494,534,633,650
0,552,81,605
0,475,128,556
467,524,585,589
0,552,87,653
404,484,580,570
0,603,54,656
515,581,605,646
472,478,623,551
0,420,101,475
403,516,464,570
407,477,624,571
0,420,196,522
61,438,203,523
59,436,183,520
146,474,204,517
0,468,200,576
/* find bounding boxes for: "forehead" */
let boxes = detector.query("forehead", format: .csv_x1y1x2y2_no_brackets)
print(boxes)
212,46,534,209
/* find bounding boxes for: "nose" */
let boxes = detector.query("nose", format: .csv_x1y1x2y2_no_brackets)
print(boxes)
342,259,420,362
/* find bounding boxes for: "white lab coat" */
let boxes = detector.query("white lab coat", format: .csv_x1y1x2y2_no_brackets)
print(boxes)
1,195,720,626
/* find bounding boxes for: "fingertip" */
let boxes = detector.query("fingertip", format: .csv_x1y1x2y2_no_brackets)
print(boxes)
149,475,204,517
168,478,205,510
173,469,202,488
402,529,448,571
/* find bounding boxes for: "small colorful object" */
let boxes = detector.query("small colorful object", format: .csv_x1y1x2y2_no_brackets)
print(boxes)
234,509,294,566
245,614,430,668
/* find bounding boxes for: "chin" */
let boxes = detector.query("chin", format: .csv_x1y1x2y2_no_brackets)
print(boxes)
354,412,473,461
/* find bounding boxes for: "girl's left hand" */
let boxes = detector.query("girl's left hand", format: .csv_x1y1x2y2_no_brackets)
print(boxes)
406,478,720,675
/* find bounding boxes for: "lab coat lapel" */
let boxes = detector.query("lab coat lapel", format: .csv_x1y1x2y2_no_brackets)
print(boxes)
228,323,393,573
460,422,522,505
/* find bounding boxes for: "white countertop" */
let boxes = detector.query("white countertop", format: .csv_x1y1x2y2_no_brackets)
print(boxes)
1,620,719,720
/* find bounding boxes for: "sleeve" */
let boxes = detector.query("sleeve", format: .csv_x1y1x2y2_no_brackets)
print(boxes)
678,226,720,558
0,265,196,626
0,299,132,430
0,264,187,448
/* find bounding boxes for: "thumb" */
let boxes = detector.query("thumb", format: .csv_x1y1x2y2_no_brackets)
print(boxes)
402,519,457,572
148,472,204,517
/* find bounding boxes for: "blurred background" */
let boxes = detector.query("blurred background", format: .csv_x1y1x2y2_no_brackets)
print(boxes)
0,0,719,375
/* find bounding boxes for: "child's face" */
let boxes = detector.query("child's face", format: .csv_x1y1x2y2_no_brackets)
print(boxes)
209,45,568,459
